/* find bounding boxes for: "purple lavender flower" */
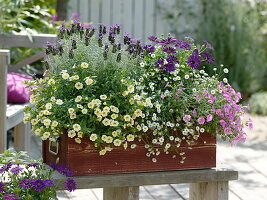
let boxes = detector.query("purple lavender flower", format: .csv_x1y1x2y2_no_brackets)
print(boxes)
51,15,59,23
2,194,19,199
32,179,46,192
187,49,201,69
65,178,76,192
44,179,55,187
10,166,23,174
71,13,80,20
202,40,214,50
202,51,215,64
163,47,176,54
0,182,5,192
19,179,33,189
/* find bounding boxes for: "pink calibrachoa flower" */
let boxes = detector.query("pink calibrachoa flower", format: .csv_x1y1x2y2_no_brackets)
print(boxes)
248,118,253,129
183,115,191,122
192,109,197,117
198,117,205,125
206,114,213,122
160,93,165,99
219,120,227,128
224,127,232,135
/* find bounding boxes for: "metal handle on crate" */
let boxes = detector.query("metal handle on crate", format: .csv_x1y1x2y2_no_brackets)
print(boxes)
48,140,59,155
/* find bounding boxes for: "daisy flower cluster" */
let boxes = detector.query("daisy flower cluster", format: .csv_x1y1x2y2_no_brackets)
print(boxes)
24,21,252,163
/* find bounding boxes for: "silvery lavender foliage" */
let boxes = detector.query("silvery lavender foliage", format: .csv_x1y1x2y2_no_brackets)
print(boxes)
44,21,144,74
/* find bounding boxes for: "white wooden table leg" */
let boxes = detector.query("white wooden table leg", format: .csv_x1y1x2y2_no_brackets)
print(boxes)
103,186,139,200
189,181,229,200
14,122,31,152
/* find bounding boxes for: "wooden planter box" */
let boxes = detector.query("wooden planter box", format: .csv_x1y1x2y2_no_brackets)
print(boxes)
43,133,216,176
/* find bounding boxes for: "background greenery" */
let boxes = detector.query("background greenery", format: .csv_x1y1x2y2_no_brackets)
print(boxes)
0,0,57,75
159,0,267,98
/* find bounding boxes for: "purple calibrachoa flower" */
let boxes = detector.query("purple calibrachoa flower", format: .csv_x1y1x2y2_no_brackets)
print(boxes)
192,109,197,117
202,51,215,64
198,117,206,125
248,118,253,129
187,49,201,69
10,166,23,174
183,115,191,122
32,179,46,192
0,182,5,192
3,194,19,199
65,178,76,192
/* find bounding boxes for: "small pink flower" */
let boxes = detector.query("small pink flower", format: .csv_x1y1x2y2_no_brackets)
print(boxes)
219,120,227,128
192,109,197,117
206,114,213,122
197,117,205,125
165,82,170,88
183,115,191,122
160,93,165,99
248,118,253,129
224,127,231,135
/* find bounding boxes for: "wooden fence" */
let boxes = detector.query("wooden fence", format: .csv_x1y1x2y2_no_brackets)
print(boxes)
67,0,171,42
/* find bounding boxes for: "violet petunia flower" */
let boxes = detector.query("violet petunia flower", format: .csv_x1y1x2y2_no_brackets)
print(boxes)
10,166,23,174
202,40,214,50
187,49,201,69
65,178,77,192
19,179,33,189
202,51,215,64
2,194,19,199
163,47,176,54
0,182,5,192
32,179,46,192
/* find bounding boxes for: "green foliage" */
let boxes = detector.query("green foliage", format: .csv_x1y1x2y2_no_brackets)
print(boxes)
0,0,56,34
0,0,57,75
0,149,39,165
248,92,267,115
159,0,266,96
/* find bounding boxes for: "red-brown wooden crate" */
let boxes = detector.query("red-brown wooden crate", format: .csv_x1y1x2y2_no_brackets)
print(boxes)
43,132,216,176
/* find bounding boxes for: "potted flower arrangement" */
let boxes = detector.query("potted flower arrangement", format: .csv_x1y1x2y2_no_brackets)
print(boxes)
24,21,252,176
0,149,76,200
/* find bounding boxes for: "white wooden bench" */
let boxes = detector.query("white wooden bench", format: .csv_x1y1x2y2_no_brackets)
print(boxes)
54,168,238,200
0,34,56,153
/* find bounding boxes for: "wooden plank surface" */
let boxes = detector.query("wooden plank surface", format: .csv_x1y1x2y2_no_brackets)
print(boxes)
53,169,238,190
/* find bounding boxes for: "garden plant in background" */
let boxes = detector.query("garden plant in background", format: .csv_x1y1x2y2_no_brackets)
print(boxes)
159,0,267,98
0,149,76,200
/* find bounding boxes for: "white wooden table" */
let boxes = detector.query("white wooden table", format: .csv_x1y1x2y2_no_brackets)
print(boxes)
54,168,238,200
